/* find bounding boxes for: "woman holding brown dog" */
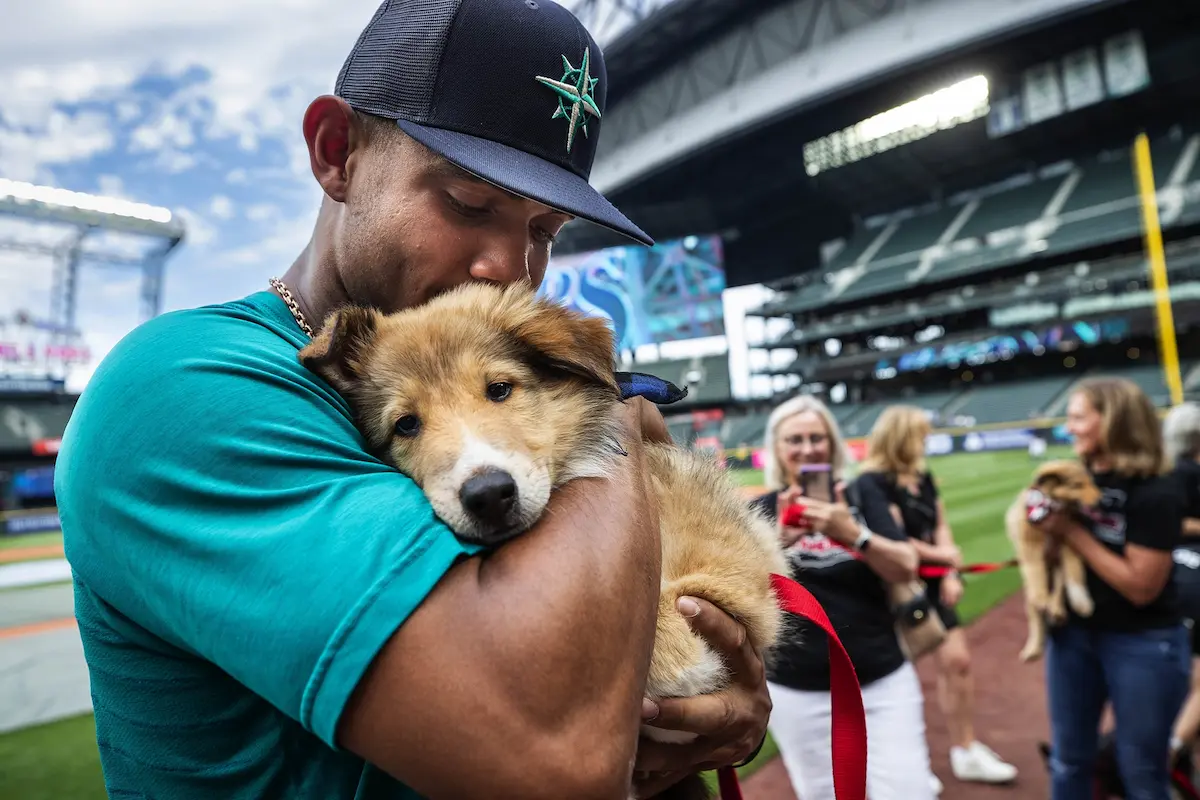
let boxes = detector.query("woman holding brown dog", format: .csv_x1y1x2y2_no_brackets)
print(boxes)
751,395,939,800
855,405,1019,786
1035,377,1188,800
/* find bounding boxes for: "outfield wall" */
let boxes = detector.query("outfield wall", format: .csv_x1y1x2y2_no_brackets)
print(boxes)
721,415,1076,471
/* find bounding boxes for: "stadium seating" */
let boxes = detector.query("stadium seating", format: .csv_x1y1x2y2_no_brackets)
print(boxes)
640,353,732,405
761,131,1200,315
722,411,770,449
939,375,1078,426
0,398,76,453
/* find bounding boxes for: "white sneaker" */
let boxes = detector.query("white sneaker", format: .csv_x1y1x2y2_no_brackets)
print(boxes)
930,774,944,795
950,741,1018,783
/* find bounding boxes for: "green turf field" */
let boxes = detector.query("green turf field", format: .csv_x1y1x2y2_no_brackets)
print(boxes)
0,447,1065,793
0,531,62,552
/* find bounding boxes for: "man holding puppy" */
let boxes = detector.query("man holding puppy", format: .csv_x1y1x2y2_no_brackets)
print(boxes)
55,1,771,798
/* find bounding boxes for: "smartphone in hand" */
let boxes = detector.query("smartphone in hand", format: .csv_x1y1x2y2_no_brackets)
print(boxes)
798,463,834,504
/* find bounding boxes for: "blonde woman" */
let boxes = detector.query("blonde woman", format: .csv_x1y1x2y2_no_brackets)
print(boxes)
855,405,1018,785
1035,378,1188,800
750,396,938,800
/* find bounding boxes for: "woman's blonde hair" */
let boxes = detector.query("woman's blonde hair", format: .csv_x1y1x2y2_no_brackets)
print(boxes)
1071,376,1168,478
762,395,853,491
860,404,933,477
1164,402,1200,464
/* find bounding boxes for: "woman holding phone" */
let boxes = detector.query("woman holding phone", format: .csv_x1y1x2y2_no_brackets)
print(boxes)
750,395,940,800
855,405,1018,786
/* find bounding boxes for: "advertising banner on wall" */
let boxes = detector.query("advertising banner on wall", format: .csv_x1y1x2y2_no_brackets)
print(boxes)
724,425,1064,471
3,510,61,536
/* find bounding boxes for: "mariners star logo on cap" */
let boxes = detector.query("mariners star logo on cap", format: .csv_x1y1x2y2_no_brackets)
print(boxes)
534,47,601,153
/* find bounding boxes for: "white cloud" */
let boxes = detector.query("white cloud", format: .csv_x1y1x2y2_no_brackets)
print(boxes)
95,174,128,198
209,195,235,220
172,207,218,248
0,110,116,182
130,110,195,152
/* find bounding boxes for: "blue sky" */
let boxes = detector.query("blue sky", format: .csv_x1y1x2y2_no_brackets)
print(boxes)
0,0,781,396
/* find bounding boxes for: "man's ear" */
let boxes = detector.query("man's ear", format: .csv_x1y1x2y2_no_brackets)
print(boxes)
502,289,619,396
302,95,360,203
298,305,380,393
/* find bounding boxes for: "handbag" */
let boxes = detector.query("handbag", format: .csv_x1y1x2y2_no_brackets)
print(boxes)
888,578,947,660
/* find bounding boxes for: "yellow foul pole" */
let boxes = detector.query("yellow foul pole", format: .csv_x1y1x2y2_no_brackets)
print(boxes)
1132,132,1183,406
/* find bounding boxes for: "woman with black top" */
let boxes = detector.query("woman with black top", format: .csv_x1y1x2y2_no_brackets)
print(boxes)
1034,377,1188,800
750,396,938,800
855,405,1018,786
1163,402,1200,765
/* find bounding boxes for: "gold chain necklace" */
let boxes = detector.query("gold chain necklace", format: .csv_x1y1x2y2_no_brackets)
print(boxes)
269,277,316,339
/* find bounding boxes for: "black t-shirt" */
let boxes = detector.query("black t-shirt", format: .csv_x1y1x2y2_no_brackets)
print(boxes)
1071,469,1183,631
750,478,909,692
1173,459,1200,524
1170,459,1200,621
854,471,940,544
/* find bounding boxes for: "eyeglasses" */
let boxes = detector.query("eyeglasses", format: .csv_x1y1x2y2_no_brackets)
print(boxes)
779,433,827,448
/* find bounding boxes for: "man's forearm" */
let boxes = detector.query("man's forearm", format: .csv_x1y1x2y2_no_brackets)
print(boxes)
476,451,661,763
336,448,662,800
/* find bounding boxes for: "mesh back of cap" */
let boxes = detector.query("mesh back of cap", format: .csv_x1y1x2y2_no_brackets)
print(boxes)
334,0,463,123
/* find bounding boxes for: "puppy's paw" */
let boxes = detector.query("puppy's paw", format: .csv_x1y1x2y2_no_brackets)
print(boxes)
1066,583,1094,617
1020,642,1043,662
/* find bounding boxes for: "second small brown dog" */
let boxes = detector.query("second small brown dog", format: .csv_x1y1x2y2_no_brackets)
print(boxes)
1004,458,1102,662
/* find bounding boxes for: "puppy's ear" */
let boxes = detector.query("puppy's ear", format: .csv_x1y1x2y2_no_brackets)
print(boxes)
505,292,619,396
298,305,380,393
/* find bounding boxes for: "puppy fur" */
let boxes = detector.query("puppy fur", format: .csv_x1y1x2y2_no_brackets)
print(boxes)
299,282,787,800
1004,459,1101,662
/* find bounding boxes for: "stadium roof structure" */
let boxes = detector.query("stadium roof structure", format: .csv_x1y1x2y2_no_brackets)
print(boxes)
568,0,795,105
555,0,1200,289
0,179,186,337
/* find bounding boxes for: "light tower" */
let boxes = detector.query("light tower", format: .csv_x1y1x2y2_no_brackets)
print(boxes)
0,178,186,337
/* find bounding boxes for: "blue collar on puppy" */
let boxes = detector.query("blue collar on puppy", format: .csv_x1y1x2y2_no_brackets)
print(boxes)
615,371,688,405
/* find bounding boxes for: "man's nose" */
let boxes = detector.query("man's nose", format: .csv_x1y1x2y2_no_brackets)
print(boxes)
469,241,532,285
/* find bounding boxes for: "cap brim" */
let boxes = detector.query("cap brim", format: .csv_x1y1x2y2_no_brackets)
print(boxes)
397,119,653,247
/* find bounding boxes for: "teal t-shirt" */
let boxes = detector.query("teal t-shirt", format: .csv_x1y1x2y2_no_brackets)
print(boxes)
55,290,480,799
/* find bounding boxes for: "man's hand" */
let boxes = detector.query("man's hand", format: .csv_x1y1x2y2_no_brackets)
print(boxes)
631,596,771,795
623,395,671,445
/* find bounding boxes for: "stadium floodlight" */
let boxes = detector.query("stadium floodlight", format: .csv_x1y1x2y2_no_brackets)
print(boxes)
0,178,182,240
804,74,990,176
0,178,186,360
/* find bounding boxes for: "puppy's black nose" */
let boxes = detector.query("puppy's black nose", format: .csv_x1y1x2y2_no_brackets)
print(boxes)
460,469,518,523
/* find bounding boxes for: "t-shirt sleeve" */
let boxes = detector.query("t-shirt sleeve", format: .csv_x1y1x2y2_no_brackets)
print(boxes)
56,308,480,750
1125,476,1184,553
847,473,909,543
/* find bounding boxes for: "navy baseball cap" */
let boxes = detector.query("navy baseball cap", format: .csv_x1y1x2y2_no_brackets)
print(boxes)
334,0,653,247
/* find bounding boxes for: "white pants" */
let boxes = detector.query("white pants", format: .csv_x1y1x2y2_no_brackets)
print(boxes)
767,662,937,800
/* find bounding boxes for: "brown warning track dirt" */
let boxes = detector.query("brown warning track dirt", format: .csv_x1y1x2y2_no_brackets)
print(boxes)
741,592,1050,800
0,544,64,564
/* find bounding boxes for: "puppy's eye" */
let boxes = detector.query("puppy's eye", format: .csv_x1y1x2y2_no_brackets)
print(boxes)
395,415,421,437
486,382,513,402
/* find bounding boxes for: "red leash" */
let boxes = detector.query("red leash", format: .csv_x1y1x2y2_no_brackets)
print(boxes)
780,505,1019,581
918,559,1018,579
717,573,868,800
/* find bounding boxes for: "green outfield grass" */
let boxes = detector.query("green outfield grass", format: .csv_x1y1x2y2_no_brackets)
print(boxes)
0,447,1065,792
0,531,63,552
